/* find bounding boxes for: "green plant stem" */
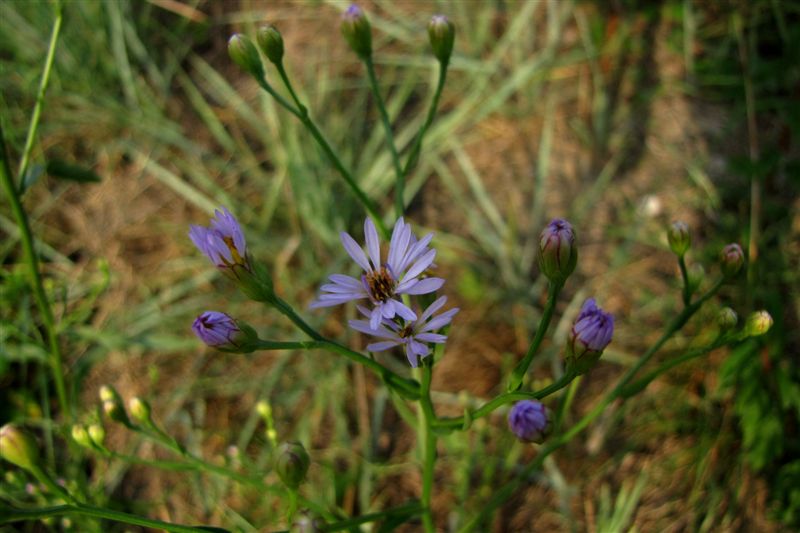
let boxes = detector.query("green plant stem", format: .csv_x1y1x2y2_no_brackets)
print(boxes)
0,124,69,419
16,1,62,188
0,504,216,533
678,255,691,306
362,56,405,218
507,280,564,391
435,371,576,431
458,278,726,532
257,71,388,238
269,296,420,399
419,362,437,532
321,502,423,532
402,59,449,177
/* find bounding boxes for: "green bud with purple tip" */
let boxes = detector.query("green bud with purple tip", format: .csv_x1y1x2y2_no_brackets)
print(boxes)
0,424,40,472
228,34,264,78
275,441,310,489
667,221,690,257
257,25,284,65
717,307,738,330
720,243,744,279
341,4,372,59
538,218,577,285
428,15,455,64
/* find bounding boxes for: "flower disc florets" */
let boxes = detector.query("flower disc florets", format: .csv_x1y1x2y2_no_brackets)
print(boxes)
311,218,445,330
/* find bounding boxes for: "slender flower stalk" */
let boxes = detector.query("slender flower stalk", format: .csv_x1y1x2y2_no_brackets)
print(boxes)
311,218,444,329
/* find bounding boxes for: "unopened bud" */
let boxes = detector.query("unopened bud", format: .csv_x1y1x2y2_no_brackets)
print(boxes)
88,424,106,448
256,401,272,419
0,424,40,472
71,425,92,449
129,397,152,425
538,218,578,285
565,298,614,375
508,400,552,444
275,441,310,489
667,221,690,256
717,307,738,330
228,34,264,77
99,385,120,404
192,311,258,353
720,243,744,278
257,25,284,65
744,310,773,337
341,4,372,58
428,15,455,64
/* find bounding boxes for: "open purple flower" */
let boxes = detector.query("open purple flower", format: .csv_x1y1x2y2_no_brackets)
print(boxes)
348,296,458,367
189,208,249,272
508,400,552,443
193,311,244,349
311,218,445,329
565,298,614,374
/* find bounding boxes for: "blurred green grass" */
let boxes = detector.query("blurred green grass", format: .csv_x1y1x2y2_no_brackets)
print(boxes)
1,0,798,531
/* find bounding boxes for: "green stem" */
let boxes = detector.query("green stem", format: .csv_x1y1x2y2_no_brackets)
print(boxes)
0,123,68,419
363,56,405,218
269,296,420,399
507,280,563,391
255,71,388,238
678,255,691,306
16,1,62,189
419,362,437,532
458,278,726,532
435,371,576,431
321,502,423,532
402,59,449,177
1,504,216,533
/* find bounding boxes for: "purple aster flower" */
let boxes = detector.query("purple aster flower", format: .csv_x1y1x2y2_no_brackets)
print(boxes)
348,296,458,367
508,400,552,443
189,207,249,272
193,311,244,349
538,218,577,284
311,218,445,330
565,298,614,375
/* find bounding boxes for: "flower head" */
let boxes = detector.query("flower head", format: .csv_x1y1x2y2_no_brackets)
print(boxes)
311,218,445,329
341,4,372,58
193,311,245,349
565,298,614,375
189,208,249,272
667,221,691,256
538,218,577,285
428,15,455,64
508,400,552,443
0,424,41,472
349,296,458,367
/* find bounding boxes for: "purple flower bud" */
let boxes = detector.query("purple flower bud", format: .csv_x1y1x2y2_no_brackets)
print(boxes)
428,15,455,64
667,221,690,256
189,207,250,272
508,400,552,443
565,298,614,375
720,243,744,278
341,4,372,58
192,311,247,350
538,218,577,285
227,34,264,77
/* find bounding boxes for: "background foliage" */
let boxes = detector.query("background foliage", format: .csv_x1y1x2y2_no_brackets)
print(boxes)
1,0,798,530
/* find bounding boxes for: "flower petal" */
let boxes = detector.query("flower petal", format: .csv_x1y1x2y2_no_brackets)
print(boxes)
400,277,444,295
367,341,401,352
364,218,381,270
402,248,437,282
420,296,448,322
340,231,371,272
